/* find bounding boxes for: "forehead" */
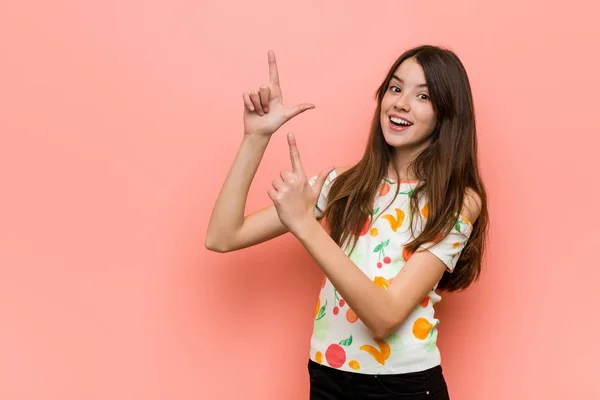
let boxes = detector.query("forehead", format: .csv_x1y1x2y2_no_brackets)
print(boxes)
391,57,427,86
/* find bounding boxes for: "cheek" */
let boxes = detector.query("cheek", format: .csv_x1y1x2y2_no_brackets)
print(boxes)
380,95,394,113
416,106,436,130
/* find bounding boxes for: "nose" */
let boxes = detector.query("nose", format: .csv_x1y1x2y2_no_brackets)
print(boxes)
394,93,410,112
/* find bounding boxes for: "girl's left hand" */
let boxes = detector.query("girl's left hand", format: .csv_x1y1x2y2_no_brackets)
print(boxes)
268,133,334,237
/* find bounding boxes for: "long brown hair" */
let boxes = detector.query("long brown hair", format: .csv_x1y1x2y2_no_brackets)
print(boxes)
322,45,489,292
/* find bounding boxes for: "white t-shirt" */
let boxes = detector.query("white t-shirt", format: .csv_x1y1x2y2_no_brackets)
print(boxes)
308,170,473,374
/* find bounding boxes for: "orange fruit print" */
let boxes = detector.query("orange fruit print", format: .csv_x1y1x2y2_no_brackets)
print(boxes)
373,276,390,290
379,181,391,196
346,307,358,323
382,208,405,232
412,318,434,340
421,203,429,218
359,338,391,365
315,351,323,364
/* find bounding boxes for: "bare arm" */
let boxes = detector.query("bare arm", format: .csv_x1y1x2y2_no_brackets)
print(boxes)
205,51,316,253
205,136,288,252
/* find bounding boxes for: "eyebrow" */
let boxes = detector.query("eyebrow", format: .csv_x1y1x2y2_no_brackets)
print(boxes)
392,75,428,88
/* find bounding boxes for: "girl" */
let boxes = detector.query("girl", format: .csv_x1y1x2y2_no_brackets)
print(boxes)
206,45,488,399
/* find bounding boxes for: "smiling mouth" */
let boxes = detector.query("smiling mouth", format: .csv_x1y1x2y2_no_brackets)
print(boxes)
389,116,413,127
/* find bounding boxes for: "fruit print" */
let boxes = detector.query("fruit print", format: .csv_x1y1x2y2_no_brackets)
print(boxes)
421,202,429,218
382,208,405,232
455,216,471,233
316,299,327,321
346,307,358,323
373,239,391,268
315,351,323,364
315,297,320,318
373,276,390,290
326,335,353,368
326,344,345,368
412,317,434,340
360,217,371,236
379,181,391,196
360,338,391,365
309,181,462,373
331,287,346,316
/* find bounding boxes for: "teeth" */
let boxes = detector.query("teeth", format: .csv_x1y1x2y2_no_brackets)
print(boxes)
390,116,412,126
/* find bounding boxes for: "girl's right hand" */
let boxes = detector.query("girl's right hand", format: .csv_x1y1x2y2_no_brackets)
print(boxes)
243,51,315,138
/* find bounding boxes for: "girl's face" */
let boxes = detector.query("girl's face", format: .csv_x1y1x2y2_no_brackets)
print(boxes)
380,58,437,156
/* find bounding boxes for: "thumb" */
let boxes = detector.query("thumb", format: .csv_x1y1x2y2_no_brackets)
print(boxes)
311,166,335,196
285,103,316,120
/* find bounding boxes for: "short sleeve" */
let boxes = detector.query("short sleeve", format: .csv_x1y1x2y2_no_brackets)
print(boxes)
419,215,473,272
308,169,338,219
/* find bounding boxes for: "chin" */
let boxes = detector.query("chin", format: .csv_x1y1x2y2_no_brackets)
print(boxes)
382,130,411,148
385,139,411,150
382,130,432,154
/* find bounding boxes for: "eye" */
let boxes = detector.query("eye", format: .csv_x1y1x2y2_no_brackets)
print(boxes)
417,93,430,100
389,85,401,93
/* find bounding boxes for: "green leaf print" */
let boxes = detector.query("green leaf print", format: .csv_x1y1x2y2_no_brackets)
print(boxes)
455,220,462,233
339,335,353,346
425,328,438,353
373,240,390,254
372,206,380,215
399,189,414,197
316,300,327,321
373,239,391,261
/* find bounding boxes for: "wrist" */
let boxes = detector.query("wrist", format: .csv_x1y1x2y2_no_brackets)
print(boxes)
242,134,271,148
242,135,271,151
292,217,321,243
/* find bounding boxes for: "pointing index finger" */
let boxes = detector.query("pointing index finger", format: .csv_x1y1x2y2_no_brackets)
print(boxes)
268,50,281,96
287,133,305,175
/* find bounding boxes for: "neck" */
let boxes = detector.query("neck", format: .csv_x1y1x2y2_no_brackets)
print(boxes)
388,161,414,181
388,148,422,181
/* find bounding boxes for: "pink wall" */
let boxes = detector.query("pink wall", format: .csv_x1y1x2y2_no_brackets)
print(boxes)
1,1,599,399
